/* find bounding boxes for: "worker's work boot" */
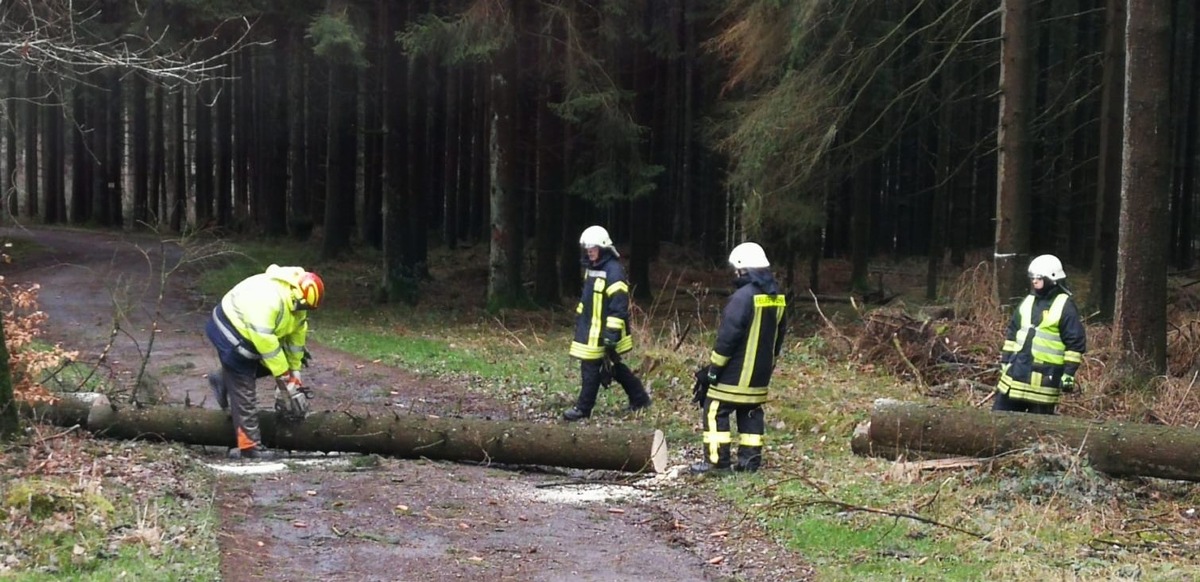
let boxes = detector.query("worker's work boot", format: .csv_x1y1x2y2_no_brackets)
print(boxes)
227,446,278,461
628,396,652,413
689,461,732,475
735,446,763,473
562,407,591,422
691,445,731,475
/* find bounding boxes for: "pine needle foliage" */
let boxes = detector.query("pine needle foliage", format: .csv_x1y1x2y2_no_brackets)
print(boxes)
308,8,368,67
713,0,998,252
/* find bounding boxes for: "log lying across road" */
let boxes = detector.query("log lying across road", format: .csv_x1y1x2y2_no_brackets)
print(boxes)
26,394,668,474
852,398,1200,482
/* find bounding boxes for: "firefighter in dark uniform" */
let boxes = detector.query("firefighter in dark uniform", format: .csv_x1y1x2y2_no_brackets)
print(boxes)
994,254,1086,415
563,225,652,421
692,242,787,474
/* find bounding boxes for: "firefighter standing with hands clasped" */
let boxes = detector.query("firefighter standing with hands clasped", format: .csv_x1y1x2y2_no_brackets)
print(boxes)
206,264,324,460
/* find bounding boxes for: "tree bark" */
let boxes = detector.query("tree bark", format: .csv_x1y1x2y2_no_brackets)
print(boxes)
131,73,150,227
41,86,64,224
1115,0,1171,376
487,5,526,310
170,89,185,232
32,394,668,474
216,69,233,228
321,45,357,258
23,68,38,220
994,0,1035,304
854,399,1200,482
1090,0,1125,320
4,70,16,219
151,84,165,226
70,84,90,224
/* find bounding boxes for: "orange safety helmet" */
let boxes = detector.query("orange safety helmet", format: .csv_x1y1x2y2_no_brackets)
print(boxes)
297,271,325,309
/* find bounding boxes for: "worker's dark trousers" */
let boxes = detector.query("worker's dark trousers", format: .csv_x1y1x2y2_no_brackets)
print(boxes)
576,357,649,413
701,398,765,470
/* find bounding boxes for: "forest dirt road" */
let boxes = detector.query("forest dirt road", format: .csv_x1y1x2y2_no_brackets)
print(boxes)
4,227,811,582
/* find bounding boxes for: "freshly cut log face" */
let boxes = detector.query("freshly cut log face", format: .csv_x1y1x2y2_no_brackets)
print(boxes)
27,393,669,474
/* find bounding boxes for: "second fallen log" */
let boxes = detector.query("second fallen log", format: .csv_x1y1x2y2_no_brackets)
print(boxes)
855,398,1200,482
68,401,668,473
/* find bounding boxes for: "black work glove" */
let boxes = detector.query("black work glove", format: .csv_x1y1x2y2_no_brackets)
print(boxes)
599,358,614,388
691,369,709,406
301,347,313,368
602,330,620,348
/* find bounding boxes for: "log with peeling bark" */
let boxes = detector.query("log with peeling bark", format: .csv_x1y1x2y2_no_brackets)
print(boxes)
28,393,668,473
853,399,1200,482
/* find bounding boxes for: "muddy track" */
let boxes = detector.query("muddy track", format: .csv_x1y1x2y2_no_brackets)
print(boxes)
3,227,812,582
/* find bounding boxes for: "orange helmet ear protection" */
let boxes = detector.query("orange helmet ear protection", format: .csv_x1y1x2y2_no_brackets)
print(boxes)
297,272,325,310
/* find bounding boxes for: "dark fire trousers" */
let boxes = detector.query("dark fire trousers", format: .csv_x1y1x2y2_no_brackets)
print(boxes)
701,398,765,470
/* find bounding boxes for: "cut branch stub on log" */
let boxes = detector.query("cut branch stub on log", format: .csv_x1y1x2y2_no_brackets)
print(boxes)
30,394,668,474
854,399,1200,482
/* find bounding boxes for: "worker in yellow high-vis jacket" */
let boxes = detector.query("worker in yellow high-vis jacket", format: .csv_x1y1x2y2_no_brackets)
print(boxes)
995,254,1086,415
206,265,324,460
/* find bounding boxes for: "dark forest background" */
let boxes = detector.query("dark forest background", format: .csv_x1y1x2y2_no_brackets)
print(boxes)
0,0,1190,376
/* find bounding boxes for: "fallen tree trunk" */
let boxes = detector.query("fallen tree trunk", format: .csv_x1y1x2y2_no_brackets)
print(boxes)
29,394,668,473
854,399,1200,482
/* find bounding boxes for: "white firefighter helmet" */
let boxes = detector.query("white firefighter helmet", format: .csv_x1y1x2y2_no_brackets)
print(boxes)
579,225,618,257
729,242,770,270
1027,254,1066,282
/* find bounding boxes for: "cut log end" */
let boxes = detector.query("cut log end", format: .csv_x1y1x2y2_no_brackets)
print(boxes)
650,429,668,473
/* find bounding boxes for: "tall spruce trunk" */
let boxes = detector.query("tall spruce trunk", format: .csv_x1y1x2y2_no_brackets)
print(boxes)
170,90,185,232
234,51,251,223
532,25,564,306
4,71,16,219
287,26,311,238
995,0,1035,304
41,90,63,224
320,52,357,258
1114,0,1172,376
487,9,526,310
194,82,213,226
23,69,37,219
105,69,122,226
70,85,89,223
216,72,233,228
91,76,110,226
1090,0,1125,319
151,84,165,225
131,74,149,227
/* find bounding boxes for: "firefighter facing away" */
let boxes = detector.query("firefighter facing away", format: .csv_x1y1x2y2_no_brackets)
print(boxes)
206,265,324,460
692,242,787,474
994,254,1086,415
563,225,652,421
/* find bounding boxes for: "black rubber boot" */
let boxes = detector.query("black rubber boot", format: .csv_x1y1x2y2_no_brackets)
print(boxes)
735,446,763,473
691,444,731,474
562,407,591,421
689,461,732,475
